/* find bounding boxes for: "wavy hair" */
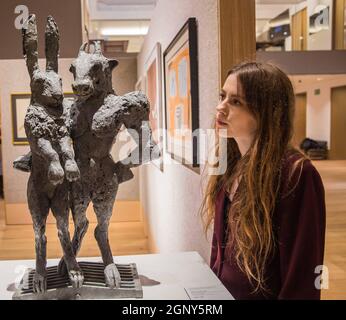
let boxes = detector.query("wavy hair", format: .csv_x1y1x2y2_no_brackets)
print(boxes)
200,61,306,293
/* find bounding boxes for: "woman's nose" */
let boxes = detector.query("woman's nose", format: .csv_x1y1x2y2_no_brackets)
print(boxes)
216,101,227,114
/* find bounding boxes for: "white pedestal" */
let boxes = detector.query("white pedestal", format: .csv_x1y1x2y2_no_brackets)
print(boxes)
0,251,234,300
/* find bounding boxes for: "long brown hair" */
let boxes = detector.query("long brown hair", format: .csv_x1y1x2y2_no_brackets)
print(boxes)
200,61,306,293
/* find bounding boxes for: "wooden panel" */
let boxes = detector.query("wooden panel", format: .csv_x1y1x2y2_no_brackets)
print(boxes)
5,201,141,225
333,0,346,49
330,86,346,160
218,0,256,84
292,8,307,51
302,8,307,51
292,92,307,148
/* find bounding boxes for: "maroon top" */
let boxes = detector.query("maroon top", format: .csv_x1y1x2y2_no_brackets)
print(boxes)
210,153,326,300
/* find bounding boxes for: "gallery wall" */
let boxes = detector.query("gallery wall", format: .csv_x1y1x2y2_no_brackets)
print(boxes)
137,0,220,262
0,0,83,59
293,76,346,147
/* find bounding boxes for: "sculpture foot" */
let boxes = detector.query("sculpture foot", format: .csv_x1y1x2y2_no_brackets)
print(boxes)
68,269,84,288
104,263,121,289
65,159,80,182
33,271,47,293
48,161,65,185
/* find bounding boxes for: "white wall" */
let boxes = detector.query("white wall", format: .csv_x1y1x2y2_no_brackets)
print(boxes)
293,76,346,147
307,0,333,50
287,0,333,51
137,0,219,262
0,56,139,205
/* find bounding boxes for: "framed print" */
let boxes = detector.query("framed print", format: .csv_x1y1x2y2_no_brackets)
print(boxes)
145,42,164,172
64,92,75,102
11,92,76,145
11,93,31,145
163,18,200,173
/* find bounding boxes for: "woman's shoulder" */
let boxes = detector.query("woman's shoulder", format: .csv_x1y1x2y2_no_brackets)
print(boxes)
280,149,324,198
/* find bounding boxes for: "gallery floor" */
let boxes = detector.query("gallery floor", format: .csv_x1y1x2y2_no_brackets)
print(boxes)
0,160,345,300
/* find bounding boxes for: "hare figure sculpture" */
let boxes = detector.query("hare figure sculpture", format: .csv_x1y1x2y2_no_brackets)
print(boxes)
22,14,83,293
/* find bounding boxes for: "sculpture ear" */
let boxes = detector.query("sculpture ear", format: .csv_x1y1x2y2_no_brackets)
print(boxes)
108,59,119,71
22,14,39,78
45,15,59,72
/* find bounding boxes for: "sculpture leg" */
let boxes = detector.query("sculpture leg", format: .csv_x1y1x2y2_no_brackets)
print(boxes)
51,184,84,288
92,176,120,288
27,178,49,293
57,180,90,276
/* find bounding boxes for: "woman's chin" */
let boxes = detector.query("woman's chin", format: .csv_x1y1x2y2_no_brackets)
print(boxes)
216,127,230,138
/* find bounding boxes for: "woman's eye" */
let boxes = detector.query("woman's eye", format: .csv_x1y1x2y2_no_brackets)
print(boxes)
219,94,225,101
231,98,242,106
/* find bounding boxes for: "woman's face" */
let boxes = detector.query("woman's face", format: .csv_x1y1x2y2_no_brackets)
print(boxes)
216,74,257,139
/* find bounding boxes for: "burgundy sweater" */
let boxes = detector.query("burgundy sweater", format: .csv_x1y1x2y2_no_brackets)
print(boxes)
210,153,326,300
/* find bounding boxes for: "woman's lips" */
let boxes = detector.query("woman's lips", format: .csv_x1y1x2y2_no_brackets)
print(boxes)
216,119,227,127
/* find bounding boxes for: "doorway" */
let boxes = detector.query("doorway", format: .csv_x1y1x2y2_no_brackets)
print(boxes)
330,85,346,159
292,7,307,51
292,92,307,149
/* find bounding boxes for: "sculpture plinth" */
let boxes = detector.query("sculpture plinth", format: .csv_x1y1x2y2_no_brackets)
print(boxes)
13,262,143,300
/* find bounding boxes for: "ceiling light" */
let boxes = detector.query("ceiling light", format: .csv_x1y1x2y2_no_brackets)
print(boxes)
101,26,149,36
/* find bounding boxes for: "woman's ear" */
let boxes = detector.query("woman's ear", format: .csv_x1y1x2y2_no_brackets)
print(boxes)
108,59,119,71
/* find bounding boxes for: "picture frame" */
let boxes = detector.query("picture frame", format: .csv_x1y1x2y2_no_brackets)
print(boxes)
11,92,76,145
11,93,31,145
145,42,164,172
163,17,200,173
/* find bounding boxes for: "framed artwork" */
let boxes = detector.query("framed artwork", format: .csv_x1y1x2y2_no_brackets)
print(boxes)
11,92,75,145
64,92,75,102
145,42,164,172
11,93,31,145
163,18,200,172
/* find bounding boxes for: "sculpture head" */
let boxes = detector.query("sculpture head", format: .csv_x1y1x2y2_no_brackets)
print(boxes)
22,14,63,107
70,41,118,101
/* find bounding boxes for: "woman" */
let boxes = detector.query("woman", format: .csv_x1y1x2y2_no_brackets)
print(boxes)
200,62,326,300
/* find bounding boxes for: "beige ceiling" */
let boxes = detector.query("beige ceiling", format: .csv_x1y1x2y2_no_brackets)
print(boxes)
86,0,157,53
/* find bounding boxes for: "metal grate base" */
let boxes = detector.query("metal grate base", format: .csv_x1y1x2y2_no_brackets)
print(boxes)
13,261,143,300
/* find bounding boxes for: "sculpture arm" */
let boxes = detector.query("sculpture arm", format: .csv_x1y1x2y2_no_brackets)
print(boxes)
121,92,160,168
31,136,60,163
58,135,76,164
92,91,150,138
91,91,160,169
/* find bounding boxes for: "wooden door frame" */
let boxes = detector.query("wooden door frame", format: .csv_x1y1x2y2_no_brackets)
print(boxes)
330,85,346,159
218,0,256,86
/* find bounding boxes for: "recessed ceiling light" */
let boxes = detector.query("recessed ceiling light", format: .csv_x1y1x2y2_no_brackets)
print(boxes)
101,26,149,36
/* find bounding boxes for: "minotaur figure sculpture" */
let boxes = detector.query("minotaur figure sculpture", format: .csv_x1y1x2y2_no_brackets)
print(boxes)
56,40,159,289
19,14,83,293
15,14,159,294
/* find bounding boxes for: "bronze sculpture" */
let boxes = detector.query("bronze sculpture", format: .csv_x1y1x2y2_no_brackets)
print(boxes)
15,14,159,294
